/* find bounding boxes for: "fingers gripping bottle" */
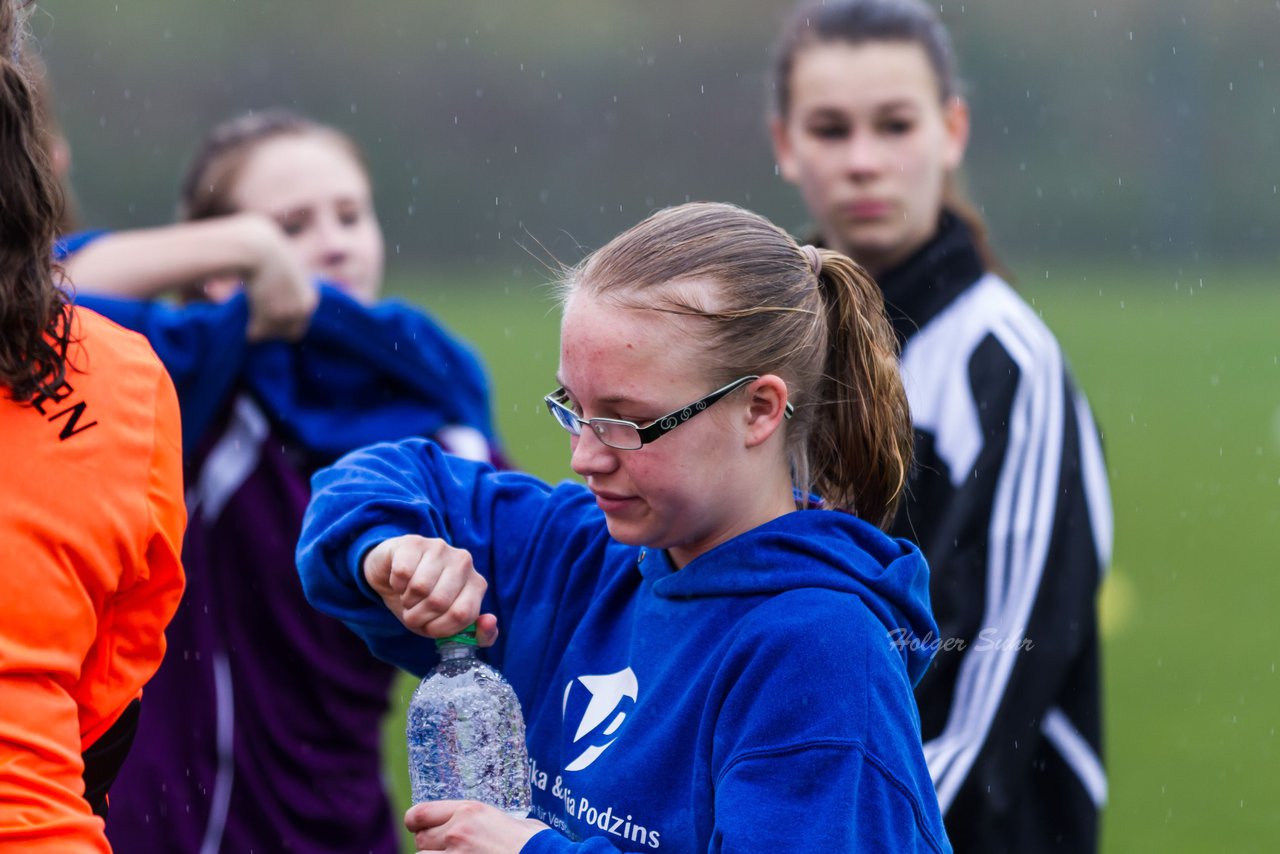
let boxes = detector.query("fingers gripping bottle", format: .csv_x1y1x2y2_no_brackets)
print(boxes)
406,624,532,817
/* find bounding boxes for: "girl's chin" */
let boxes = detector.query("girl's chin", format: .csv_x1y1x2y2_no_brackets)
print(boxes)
601,515,652,548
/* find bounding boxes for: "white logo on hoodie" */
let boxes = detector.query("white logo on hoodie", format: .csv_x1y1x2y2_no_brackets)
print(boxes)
561,667,638,771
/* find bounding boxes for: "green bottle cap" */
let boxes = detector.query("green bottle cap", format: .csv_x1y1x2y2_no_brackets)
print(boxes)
435,622,479,647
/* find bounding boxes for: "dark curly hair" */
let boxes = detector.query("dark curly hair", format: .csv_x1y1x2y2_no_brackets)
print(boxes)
1,0,72,404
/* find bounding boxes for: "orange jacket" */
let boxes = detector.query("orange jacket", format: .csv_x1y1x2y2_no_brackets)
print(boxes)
0,307,186,853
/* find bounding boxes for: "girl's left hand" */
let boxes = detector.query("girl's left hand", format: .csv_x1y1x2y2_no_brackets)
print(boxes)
407,801,548,853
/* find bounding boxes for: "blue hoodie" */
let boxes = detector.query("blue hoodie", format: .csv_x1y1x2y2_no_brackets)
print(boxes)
298,440,952,853
70,287,496,459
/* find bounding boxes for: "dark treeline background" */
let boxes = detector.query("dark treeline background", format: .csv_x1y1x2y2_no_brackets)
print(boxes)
31,0,1279,279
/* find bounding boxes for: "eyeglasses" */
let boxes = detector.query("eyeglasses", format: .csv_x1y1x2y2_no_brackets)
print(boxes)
544,375,794,451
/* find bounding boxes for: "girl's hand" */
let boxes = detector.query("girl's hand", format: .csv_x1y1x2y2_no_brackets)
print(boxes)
241,214,319,342
362,535,498,642
407,801,548,853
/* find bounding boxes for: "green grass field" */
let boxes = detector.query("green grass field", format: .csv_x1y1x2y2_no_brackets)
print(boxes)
378,266,1280,852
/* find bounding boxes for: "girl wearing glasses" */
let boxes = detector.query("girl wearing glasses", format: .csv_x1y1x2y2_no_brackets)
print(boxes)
768,2,1112,850
298,201,951,852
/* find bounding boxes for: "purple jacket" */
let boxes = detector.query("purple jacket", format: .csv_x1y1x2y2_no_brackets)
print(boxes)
77,286,503,853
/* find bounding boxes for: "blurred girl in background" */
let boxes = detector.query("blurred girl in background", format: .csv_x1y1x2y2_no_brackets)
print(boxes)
769,1,1113,850
58,109,503,853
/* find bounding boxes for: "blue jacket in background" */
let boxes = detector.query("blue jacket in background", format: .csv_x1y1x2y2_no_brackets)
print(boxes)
72,287,496,460
297,439,952,853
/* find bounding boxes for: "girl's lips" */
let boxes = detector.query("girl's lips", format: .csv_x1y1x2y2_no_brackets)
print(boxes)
592,491,638,513
845,200,892,220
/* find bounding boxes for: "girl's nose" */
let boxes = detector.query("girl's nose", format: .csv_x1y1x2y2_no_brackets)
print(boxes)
569,426,621,479
844,133,885,176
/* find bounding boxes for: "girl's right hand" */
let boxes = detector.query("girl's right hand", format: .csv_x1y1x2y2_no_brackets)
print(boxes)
241,213,319,342
362,535,497,643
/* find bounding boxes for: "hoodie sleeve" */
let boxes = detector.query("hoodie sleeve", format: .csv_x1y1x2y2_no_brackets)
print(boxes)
296,438,563,673
244,287,500,462
710,594,950,853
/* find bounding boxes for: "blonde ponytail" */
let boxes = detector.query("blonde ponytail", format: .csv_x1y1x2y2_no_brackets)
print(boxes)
807,250,912,526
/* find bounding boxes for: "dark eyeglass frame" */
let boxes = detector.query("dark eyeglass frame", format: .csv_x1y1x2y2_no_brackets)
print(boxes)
544,375,794,451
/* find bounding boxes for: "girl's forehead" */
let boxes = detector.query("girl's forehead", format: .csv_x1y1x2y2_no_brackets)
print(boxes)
791,40,941,107
559,291,708,397
232,133,369,202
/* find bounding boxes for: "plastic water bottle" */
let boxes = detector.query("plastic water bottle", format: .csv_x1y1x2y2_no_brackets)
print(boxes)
406,624,532,817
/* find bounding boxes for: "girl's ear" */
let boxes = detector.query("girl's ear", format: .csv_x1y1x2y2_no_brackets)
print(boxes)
770,116,802,185
743,374,791,448
942,96,970,170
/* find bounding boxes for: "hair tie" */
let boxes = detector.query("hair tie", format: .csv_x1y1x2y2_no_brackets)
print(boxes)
800,244,823,278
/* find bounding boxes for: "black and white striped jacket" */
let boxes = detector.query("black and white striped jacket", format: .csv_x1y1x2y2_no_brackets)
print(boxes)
875,213,1113,853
